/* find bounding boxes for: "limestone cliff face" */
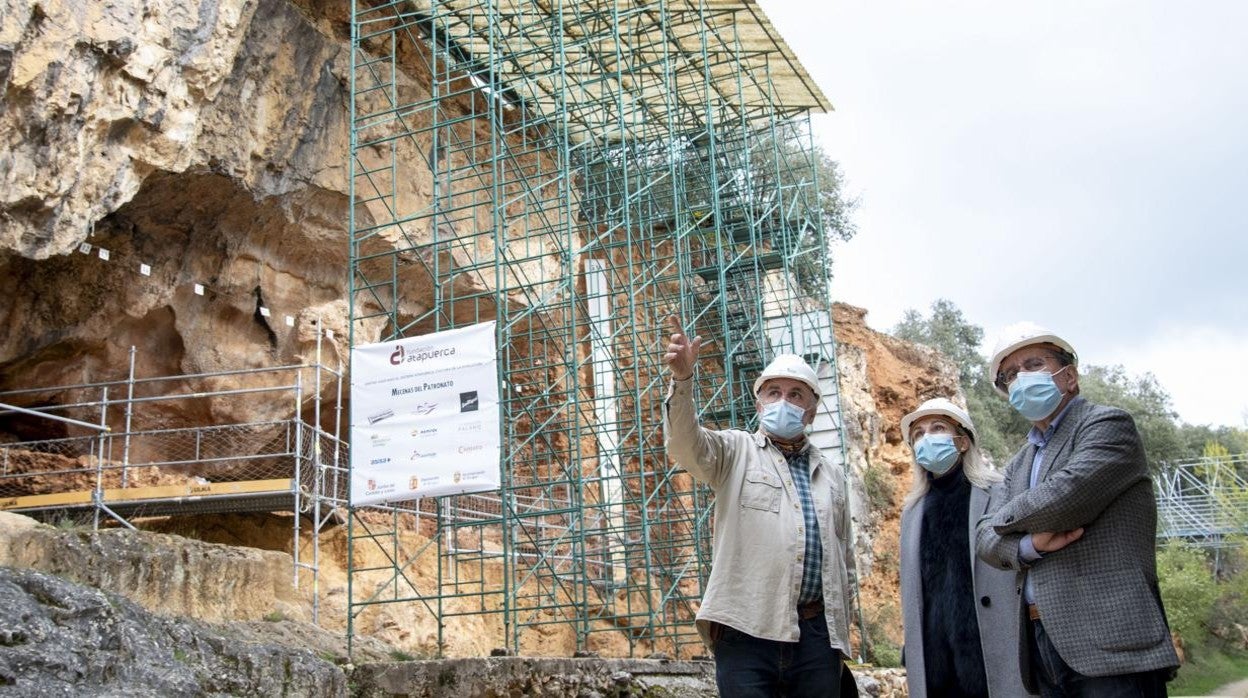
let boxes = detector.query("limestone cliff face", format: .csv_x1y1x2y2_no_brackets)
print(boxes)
0,566,350,696
0,0,356,411
833,303,963,653
0,0,567,427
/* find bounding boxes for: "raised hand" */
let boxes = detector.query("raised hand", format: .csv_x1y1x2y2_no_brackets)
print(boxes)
663,315,703,381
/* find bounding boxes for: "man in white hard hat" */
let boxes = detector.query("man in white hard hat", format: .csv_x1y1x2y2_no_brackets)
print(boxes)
975,322,1178,697
662,316,855,697
898,397,1032,698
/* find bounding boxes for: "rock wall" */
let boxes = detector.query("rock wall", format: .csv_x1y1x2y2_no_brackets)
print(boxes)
0,0,565,419
0,511,310,623
0,565,349,696
833,303,963,655
0,0,355,415
1,511,912,696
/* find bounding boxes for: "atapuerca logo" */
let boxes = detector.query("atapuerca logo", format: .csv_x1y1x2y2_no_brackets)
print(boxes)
389,345,404,365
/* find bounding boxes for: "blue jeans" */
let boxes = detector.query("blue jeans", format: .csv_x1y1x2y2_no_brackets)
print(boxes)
1032,620,1169,698
713,614,843,698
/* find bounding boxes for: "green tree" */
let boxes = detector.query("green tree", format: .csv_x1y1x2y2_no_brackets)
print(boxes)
893,300,983,385
1078,365,1184,470
1177,424,1248,461
891,300,1030,464
745,131,857,298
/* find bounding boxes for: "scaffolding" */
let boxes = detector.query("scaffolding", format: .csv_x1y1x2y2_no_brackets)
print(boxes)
0,337,347,622
348,0,852,658
1155,454,1248,550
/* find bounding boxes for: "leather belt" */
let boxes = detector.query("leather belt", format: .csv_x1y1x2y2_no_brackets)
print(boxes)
798,600,824,620
1027,604,1041,621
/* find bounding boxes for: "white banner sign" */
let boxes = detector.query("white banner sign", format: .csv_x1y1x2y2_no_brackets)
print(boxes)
349,322,500,506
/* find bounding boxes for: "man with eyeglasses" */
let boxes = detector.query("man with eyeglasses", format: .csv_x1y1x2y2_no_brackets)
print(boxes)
975,322,1178,697
662,316,856,697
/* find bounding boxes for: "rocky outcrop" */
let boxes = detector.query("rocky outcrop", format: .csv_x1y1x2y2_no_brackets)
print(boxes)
0,569,908,698
0,511,310,623
352,657,717,698
833,303,962,655
0,566,348,696
0,0,357,420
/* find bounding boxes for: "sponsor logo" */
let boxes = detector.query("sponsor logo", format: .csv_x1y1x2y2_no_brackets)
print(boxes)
411,402,437,416
370,457,391,465
393,345,457,365
391,380,453,397
0,498,17,508
460,391,479,412
457,444,484,454
188,484,211,494
369,433,391,447
367,408,394,425
461,470,485,481
410,450,436,460
365,480,395,496
408,476,420,490
452,471,462,484
457,421,483,433
411,427,438,437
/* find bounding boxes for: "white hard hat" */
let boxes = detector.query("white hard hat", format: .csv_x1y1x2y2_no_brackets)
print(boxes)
987,321,1078,396
900,397,977,446
753,354,821,400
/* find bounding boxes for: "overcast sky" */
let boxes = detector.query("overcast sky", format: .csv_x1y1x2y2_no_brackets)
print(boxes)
757,0,1248,428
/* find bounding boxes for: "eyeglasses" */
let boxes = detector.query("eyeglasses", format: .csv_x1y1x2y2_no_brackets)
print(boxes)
996,355,1058,389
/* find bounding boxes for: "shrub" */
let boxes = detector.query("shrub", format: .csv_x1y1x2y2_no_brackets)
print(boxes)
1210,543,1248,649
1157,542,1218,648
863,600,902,668
863,463,894,512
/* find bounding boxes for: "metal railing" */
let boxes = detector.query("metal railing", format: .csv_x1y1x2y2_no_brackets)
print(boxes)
0,337,346,622
1155,454,1248,548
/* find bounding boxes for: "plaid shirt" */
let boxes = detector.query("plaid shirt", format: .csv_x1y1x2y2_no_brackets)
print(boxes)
786,448,823,606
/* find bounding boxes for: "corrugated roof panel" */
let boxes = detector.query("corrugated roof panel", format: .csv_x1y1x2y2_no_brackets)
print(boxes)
406,0,829,141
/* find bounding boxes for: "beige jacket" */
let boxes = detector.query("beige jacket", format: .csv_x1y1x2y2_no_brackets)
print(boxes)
663,378,856,656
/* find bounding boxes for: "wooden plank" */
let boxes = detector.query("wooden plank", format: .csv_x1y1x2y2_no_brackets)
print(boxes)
0,490,94,510
0,479,295,512
101,479,295,503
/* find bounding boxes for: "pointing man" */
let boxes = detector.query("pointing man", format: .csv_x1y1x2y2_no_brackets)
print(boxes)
663,316,855,697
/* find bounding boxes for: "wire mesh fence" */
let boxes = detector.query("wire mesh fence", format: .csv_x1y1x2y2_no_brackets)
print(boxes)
0,359,345,519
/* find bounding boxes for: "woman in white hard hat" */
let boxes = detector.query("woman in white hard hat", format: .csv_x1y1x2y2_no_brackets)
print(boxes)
898,398,1033,698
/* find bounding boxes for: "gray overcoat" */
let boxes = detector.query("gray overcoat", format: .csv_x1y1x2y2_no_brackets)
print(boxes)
900,485,1033,697
976,399,1179,692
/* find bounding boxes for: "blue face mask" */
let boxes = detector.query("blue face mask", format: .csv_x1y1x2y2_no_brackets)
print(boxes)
759,400,807,439
1008,367,1067,421
914,434,961,476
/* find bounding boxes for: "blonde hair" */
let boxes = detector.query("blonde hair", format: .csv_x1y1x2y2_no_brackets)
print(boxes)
901,424,1002,511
